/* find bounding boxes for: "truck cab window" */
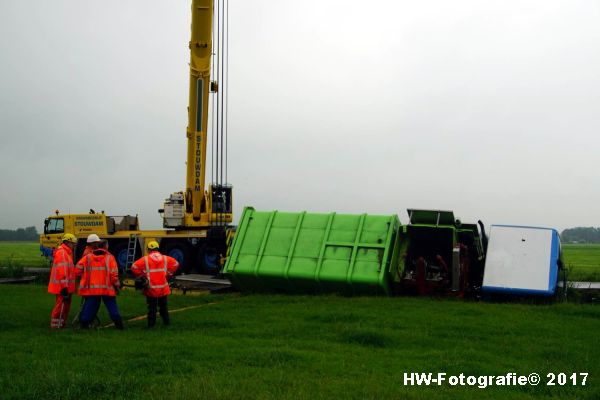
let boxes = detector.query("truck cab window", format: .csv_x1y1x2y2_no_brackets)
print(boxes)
45,218,64,234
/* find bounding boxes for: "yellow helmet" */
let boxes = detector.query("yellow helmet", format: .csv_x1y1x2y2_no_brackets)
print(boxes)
62,233,77,244
147,241,160,250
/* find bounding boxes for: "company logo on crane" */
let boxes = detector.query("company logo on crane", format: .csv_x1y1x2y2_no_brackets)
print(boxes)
194,134,202,192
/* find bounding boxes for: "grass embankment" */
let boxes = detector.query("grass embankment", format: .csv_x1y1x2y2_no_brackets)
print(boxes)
562,244,600,281
0,285,598,399
0,241,47,270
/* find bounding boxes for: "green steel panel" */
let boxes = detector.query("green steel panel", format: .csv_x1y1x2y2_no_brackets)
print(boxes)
408,209,455,226
223,207,401,295
284,212,306,279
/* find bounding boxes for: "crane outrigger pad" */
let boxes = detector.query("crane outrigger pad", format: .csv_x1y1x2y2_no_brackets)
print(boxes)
174,274,231,286
171,274,232,293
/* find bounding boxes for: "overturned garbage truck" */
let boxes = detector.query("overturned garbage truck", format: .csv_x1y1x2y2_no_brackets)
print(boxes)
223,207,494,297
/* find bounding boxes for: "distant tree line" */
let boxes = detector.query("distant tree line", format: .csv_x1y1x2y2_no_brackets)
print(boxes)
561,227,600,243
0,227,39,241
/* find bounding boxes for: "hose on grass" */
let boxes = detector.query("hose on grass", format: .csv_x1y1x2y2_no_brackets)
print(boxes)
100,296,239,329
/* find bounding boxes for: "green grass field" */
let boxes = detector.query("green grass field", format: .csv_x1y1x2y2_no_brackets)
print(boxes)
0,241,47,268
0,285,597,399
562,244,600,282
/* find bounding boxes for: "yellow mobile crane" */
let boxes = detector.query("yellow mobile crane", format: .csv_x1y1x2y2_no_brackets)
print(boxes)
40,0,233,273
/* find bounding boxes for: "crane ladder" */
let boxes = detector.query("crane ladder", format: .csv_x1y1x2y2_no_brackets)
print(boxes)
125,234,138,272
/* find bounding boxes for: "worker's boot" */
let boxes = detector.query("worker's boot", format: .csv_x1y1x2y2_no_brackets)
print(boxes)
113,318,124,330
160,309,170,326
147,297,157,328
147,312,156,328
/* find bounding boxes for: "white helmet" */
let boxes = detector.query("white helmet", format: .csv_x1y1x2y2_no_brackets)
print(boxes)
86,234,102,244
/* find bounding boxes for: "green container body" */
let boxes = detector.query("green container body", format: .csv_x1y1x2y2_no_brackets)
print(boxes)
223,207,401,295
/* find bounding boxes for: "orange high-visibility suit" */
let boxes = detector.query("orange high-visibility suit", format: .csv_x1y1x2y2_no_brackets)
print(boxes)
131,251,179,297
75,249,119,296
75,248,123,328
48,243,77,329
131,251,179,327
81,245,93,258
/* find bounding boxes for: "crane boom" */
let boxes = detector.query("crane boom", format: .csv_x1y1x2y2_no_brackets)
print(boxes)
41,0,234,276
162,0,232,229
186,0,212,222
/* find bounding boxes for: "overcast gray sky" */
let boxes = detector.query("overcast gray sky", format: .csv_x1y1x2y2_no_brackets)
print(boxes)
1,0,599,232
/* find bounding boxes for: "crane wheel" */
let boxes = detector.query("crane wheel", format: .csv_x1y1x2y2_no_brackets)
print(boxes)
162,242,193,274
111,242,129,274
197,246,220,274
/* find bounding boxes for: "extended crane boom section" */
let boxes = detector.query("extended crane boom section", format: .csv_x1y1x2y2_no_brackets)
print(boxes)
40,1,235,276
162,0,233,229
187,0,212,222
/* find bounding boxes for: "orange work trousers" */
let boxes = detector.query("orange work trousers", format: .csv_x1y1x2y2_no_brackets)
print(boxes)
50,294,72,329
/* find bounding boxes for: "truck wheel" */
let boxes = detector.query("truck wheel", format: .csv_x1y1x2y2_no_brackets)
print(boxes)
163,242,192,274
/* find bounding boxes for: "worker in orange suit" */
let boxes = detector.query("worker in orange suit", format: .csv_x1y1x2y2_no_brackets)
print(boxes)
131,241,179,327
81,244,93,258
48,233,78,329
75,235,123,329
